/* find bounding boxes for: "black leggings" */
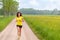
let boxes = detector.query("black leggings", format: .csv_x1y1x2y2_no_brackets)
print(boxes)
16,25,22,28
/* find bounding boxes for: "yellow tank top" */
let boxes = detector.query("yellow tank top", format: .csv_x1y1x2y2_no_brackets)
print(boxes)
16,16,23,25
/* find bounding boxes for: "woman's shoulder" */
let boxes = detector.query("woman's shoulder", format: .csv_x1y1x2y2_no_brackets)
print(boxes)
20,16,23,18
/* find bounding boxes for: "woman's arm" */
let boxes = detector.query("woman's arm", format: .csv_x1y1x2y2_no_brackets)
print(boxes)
16,17,17,22
22,17,24,22
15,20,17,22
22,18,24,22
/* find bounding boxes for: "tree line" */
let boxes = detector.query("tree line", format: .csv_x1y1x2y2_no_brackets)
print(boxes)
0,0,19,16
20,8,60,15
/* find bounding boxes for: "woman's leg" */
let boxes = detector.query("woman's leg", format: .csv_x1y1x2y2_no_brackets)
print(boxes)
17,27,21,37
18,28,21,36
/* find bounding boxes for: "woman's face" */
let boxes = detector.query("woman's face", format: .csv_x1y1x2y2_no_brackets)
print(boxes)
18,13,20,17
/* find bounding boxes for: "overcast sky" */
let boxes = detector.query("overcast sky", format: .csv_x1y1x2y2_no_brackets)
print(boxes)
17,0,60,10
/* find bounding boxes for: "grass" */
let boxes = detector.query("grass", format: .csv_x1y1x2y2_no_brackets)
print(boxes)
24,15,60,40
0,16,14,32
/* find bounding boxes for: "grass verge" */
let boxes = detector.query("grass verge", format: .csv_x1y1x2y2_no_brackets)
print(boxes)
0,16,14,32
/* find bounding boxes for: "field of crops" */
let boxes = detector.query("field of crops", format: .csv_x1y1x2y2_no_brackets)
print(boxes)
24,15,60,40
0,16,14,32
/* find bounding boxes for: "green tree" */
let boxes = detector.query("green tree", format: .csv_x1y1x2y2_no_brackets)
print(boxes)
2,0,19,16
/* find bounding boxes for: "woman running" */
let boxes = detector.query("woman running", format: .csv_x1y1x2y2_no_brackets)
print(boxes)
16,12,24,39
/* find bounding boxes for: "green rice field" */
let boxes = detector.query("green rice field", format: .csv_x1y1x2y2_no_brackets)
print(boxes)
24,15,60,40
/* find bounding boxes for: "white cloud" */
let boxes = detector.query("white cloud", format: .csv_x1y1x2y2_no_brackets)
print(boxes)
28,0,60,10
17,0,60,10
39,0,60,10
29,0,39,6
48,0,56,2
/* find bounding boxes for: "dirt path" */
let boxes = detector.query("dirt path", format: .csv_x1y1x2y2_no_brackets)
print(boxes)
0,19,39,40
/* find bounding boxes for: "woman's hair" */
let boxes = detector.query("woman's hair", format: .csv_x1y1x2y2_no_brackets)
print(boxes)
17,12,22,17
